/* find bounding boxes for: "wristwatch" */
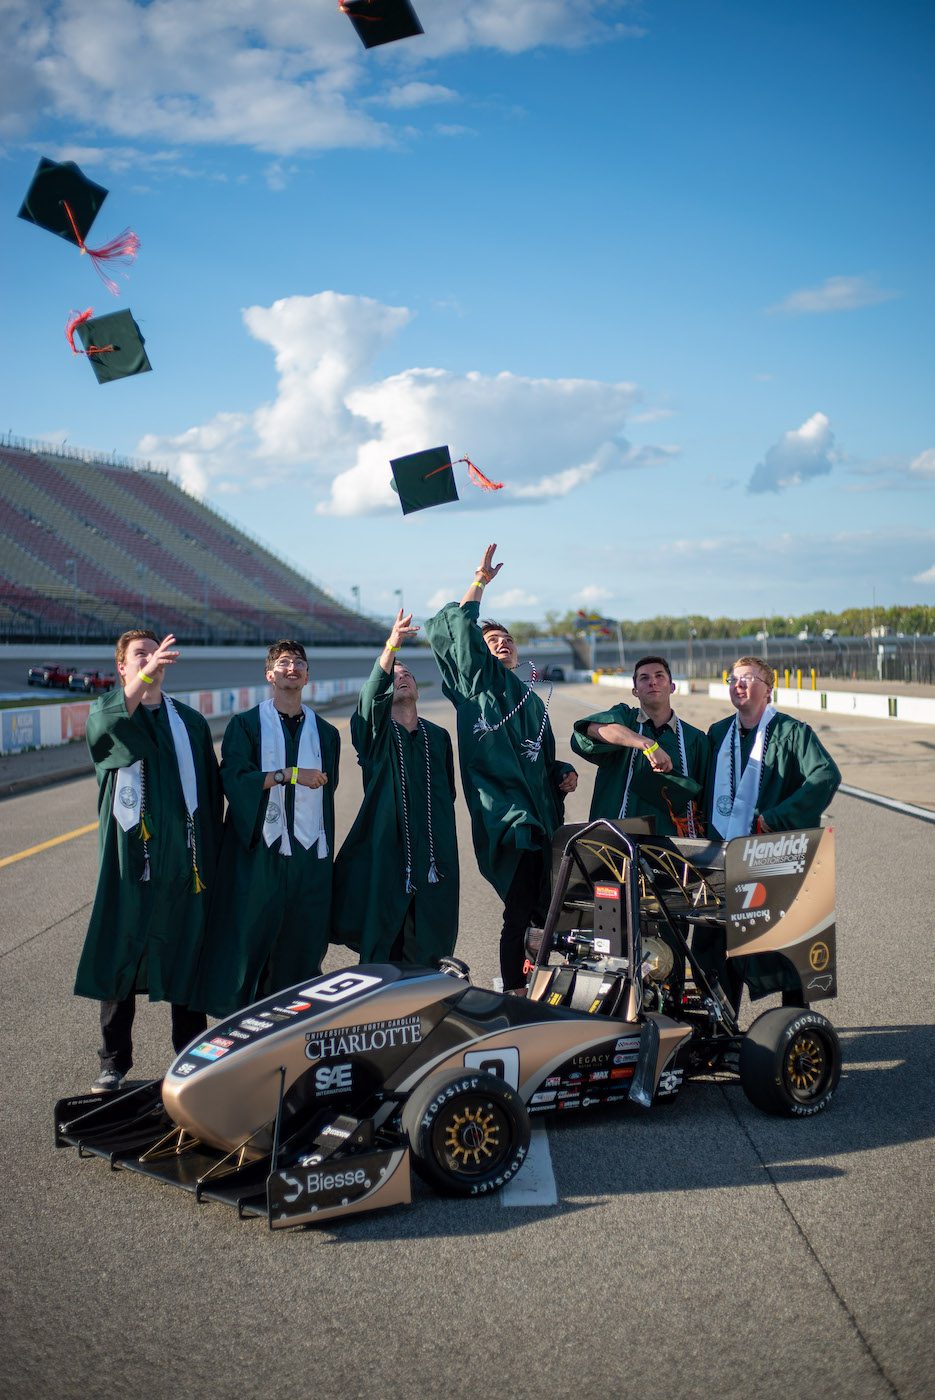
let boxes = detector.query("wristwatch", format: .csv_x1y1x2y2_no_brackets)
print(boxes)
272,769,286,785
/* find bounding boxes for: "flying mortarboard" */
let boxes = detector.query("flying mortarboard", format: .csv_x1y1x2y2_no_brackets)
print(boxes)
18,157,140,295
389,445,504,516
340,0,424,50
66,308,152,385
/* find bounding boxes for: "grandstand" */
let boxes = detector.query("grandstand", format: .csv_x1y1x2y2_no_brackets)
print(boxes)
0,437,383,646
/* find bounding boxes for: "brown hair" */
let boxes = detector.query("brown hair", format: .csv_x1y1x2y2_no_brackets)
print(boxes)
732,655,775,690
480,619,510,637
633,654,672,683
115,628,158,681
265,639,308,671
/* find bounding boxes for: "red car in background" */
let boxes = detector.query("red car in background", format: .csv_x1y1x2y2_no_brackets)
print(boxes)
27,663,74,688
68,670,116,694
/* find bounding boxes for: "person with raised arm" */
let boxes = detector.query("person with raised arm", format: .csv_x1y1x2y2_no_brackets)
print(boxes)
333,610,459,966
75,629,222,1092
192,640,340,1017
424,545,577,993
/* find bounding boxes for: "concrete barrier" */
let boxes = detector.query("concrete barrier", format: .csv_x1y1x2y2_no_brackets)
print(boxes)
0,678,366,756
706,683,935,725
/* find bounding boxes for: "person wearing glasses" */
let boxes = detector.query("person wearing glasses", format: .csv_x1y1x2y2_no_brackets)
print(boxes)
697,654,841,1008
192,640,340,1017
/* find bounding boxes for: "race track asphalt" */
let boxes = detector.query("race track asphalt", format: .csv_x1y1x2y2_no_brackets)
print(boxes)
0,685,932,1400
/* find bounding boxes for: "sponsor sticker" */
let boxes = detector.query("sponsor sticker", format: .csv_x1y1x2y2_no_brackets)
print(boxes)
314,1063,353,1095
611,1066,635,1080
239,1017,270,1032
530,1090,557,1106
227,1029,249,1041
545,1075,561,1088
594,884,620,901
557,1100,580,1111
305,1014,422,1062
809,941,831,972
173,1061,197,1076
588,1070,609,1082
210,1037,234,1048
734,881,768,910
739,832,809,876
190,1042,228,1061
614,1052,639,1065
274,1001,312,1014
615,1036,641,1052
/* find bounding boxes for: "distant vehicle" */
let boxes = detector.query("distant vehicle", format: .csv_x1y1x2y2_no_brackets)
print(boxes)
68,669,116,694
27,663,73,688
821,628,838,643
533,664,566,682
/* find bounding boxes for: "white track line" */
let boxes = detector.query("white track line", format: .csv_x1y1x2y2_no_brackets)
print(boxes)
838,784,935,824
501,1126,558,1207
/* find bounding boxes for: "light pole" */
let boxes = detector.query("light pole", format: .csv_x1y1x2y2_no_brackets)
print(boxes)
65,558,78,642
137,563,147,629
688,626,697,681
394,587,403,617
351,585,361,614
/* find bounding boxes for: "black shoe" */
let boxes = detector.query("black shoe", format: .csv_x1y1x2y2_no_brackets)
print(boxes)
91,1068,126,1094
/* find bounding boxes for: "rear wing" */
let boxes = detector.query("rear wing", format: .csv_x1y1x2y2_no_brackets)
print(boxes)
725,826,836,1000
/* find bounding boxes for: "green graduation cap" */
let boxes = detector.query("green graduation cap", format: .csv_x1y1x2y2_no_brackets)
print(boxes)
341,0,424,50
389,447,504,516
71,309,152,385
390,446,459,515
18,157,108,246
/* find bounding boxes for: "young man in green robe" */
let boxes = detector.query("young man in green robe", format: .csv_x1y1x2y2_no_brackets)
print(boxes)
425,544,578,992
333,610,459,966
700,655,841,1006
192,641,340,1018
75,629,222,1092
571,655,708,835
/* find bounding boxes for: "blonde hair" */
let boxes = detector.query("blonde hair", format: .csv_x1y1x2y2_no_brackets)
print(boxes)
733,655,775,690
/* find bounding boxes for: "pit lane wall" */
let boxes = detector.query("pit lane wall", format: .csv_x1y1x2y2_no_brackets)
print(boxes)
706,682,935,726
0,678,366,756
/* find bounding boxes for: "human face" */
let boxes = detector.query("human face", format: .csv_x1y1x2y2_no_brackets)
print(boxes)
728,667,771,721
633,662,675,713
118,637,157,686
266,653,308,691
393,664,418,699
483,628,518,670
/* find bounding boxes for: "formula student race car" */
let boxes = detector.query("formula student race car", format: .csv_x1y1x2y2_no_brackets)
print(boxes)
55,820,841,1229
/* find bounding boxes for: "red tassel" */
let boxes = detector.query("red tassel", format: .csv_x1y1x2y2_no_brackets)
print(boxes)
65,308,94,354
62,201,141,296
456,456,504,492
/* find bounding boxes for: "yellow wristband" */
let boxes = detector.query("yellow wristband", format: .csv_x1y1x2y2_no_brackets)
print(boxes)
291,767,298,786
642,741,660,758
386,643,400,651
139,671,155,685
471,578,485,588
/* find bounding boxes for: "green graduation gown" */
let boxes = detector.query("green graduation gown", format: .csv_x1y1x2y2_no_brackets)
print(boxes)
702,709,841,999
74,688,222,1004
424,600,575,902
332,662,459,964
705,710,841,840
571,702,708,835
191,705,340,1017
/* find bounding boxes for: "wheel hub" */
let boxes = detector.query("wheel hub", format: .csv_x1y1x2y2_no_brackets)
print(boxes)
444,1105,501,1167
785,1033,826,1094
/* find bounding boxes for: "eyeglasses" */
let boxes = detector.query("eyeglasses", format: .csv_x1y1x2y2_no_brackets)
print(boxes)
271,659,308,673
729,673,766,688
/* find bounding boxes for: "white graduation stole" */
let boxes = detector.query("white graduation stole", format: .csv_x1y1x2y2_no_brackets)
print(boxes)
259,698,328,858
712,704,776,839
112,695,198,832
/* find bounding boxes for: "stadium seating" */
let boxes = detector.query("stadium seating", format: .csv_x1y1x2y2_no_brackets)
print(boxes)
0,442,383,645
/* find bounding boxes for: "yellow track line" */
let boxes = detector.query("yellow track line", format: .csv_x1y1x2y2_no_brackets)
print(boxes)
0,822,98,869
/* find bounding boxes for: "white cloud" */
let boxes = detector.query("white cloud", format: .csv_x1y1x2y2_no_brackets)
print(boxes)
495,587,540,608
909,449,935,480
139,290,661,516
4,0,641,155
768,275,897,316
576,584,612,604
748,412,836,494
383,82,458,109
913,565,935,584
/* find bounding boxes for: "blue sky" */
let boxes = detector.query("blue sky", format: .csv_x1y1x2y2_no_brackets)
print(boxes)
2,0,933,624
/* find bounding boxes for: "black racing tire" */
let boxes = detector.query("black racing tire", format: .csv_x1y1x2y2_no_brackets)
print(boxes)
739,1007,841,1117
401,1069,531,1197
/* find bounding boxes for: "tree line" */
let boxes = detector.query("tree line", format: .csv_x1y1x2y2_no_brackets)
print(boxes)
506,604,935,645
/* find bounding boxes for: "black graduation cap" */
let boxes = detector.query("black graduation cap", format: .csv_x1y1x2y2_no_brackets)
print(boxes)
68,309,152,385
341,0,424,50
17,157,140,293
389,445,504,516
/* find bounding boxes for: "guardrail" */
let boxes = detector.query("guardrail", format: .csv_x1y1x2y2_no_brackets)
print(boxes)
0,679,366,756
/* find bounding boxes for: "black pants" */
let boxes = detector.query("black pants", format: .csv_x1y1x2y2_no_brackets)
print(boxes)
500,850,547,990
98,996,207,1075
